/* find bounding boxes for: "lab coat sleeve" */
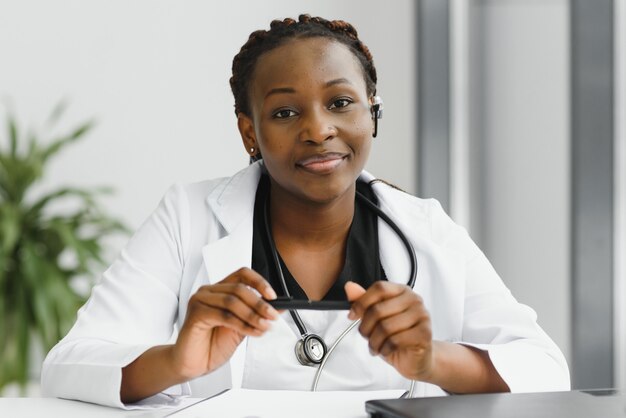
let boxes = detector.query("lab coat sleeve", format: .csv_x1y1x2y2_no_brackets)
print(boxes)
41,184,192,409
428,199,571,393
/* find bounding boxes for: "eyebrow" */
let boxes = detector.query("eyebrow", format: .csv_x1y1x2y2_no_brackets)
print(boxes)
325,78,353,88
264,78,354,99
265,87,296,99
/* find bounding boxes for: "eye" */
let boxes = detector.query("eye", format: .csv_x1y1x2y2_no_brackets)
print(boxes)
329,98,353,110
272,108,297,119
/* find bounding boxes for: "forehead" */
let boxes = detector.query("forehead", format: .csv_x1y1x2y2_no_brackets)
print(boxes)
250,37,367,95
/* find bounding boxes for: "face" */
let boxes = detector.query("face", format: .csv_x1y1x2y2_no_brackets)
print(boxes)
238,37,375,205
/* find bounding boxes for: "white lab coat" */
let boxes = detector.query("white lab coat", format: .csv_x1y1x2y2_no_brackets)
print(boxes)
41,162,570,409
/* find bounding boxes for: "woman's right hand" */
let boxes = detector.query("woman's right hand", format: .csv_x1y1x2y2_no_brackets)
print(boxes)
171,267,279,380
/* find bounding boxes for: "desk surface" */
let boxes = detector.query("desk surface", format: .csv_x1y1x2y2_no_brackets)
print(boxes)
7,390,623,418
0,397,197,418
0,389,403,418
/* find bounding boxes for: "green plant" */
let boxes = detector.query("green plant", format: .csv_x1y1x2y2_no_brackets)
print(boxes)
0,104,127,393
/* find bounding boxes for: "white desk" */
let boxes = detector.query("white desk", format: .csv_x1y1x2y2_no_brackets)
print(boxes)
0,389,404,418
0,397,197,418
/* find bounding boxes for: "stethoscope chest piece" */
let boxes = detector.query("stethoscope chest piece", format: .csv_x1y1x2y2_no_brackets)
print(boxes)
295,334,328,366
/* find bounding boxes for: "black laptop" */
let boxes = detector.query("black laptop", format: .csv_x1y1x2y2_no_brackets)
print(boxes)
365,390,625,418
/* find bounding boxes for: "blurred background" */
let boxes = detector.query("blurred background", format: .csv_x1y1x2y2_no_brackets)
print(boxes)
0,0,624,396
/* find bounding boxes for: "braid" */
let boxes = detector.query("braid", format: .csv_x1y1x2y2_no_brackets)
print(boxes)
230,14,378,116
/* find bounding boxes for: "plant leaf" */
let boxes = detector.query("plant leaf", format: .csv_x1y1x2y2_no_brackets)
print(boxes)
24,186,111,222
46,100,68,129
0,204,20,254
41,120,95,163
8,114,18,157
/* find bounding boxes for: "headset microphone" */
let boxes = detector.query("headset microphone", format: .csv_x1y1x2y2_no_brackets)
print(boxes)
371,96,383,138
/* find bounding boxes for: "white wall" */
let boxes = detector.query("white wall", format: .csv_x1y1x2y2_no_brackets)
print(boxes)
0,0,416,392
469,0,571,361
0,0,416,235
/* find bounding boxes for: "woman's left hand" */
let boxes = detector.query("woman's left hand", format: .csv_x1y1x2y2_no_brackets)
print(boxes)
345,281,434,381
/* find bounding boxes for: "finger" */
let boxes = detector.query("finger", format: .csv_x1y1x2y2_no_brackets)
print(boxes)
348,281,407,320
191,288,273,332
378,323,432,358
211,282,279,320
345,281,366,301
222,267,278,300
187,298,267,336
368,304,430,355
358,290,423,337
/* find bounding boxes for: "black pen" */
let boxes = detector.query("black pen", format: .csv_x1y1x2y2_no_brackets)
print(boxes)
266,297,351,311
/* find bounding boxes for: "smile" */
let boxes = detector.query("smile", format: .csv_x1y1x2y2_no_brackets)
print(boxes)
296,153,348,175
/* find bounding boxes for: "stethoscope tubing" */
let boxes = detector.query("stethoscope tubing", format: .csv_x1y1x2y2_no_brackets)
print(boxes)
263,195,308,336
355,190,417,289
263,186,418,338
263,182,419,392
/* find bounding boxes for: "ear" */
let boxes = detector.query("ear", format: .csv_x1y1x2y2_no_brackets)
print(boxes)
237,113,258,157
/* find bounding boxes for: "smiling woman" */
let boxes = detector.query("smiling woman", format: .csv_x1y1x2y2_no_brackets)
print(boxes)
40,15,569,409
239,38,373,206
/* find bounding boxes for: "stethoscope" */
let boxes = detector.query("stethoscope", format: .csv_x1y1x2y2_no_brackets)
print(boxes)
262,182,418,374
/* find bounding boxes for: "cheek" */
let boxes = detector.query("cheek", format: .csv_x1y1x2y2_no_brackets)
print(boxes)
349,115,375,153
354,109,375,134
356,138,373,163
256,128,295,173
256,126,281,153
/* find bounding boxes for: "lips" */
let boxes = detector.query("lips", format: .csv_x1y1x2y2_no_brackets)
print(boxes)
296,152,348,174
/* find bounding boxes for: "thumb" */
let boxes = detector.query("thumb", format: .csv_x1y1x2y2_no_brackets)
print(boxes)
345,281,366,302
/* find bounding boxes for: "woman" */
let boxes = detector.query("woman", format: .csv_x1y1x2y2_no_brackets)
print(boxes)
42,15,569,408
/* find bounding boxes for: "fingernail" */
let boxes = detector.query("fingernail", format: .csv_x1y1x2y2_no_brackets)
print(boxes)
259,318,269,329
267,305,279,319
266,286,277,300
348,309,355,320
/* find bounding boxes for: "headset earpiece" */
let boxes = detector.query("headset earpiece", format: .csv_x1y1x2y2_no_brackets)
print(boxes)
370,96,383,138
371,96,383,120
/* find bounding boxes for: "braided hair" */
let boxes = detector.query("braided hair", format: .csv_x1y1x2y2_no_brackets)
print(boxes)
230,14,378,117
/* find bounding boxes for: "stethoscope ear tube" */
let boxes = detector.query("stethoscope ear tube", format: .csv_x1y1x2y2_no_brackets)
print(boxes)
355,191,417,289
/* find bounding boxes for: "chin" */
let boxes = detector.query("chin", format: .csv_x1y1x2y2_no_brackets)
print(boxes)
297,180,354,205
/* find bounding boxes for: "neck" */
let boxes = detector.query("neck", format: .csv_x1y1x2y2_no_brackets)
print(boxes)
268,180,355,250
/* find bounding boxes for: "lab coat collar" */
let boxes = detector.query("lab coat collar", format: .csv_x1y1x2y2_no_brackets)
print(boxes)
205,162,263,235
205,162,379,235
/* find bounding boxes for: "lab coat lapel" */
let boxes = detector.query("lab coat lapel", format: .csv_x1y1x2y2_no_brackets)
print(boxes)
197,163,262,291
200,216,253,389
196,163,262,389
201,217,253,286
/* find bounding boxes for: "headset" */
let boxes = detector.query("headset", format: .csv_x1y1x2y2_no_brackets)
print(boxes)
371,95,383,138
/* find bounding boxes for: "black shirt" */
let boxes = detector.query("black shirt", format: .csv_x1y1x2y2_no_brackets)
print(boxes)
251,173,387,301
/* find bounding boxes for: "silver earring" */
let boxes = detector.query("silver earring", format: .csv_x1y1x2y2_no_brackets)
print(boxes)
249,147,255,153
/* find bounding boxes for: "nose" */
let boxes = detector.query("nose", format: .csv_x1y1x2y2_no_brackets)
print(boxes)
297,108,337,144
